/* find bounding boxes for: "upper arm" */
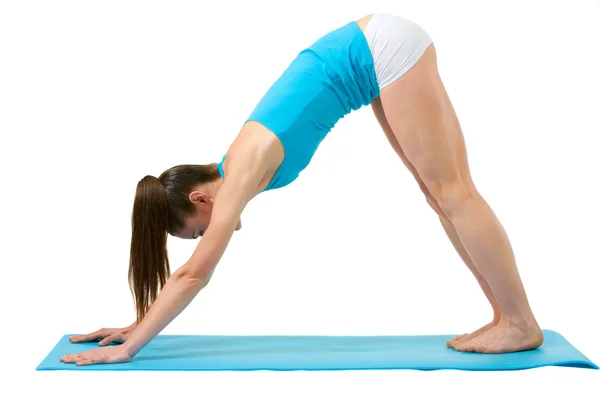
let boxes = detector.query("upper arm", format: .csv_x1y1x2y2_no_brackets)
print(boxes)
183,156,265,281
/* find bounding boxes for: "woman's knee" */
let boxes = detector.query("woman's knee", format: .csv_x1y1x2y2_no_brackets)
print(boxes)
431,180,478,219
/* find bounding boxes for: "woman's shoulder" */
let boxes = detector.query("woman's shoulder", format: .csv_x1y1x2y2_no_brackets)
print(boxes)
220,121,284,195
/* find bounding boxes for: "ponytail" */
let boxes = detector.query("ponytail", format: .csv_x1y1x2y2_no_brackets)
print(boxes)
129,175,171,324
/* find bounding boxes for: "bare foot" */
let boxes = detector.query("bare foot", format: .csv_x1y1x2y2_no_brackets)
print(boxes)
453,318,544,354
446,320,500,349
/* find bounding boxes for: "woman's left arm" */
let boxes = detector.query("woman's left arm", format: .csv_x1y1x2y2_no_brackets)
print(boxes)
123,173,253,358
60,166,259,366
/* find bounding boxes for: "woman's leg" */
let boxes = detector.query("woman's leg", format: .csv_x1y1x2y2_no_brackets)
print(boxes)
377,44,543,353
372,98,502,347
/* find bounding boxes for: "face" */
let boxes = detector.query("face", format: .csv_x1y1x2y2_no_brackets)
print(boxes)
174,189,242,240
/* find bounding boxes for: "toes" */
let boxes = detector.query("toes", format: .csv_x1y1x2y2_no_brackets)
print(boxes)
454,344,467,352
447,334,467,348
451,342,463,351
454,340,479,353
453,334,467,342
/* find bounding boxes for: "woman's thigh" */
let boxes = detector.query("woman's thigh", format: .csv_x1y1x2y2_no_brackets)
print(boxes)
372,96,447,215
378,43,478,211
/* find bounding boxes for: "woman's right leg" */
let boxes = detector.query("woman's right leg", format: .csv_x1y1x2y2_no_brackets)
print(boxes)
376,43,542,353
371,98,502,347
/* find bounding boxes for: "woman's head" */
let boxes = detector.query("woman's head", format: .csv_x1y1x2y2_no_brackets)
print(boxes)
128,163,232,323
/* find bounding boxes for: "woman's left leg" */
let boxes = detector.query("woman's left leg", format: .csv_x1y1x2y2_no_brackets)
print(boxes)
378,43,543,353
372,97,502,348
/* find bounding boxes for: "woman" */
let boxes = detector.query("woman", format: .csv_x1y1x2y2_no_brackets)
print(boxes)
61,13,543,366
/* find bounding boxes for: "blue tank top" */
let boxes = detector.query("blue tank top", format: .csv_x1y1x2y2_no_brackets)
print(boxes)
217,21,379,191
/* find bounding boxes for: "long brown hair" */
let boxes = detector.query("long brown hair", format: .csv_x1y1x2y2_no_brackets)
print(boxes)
128,163,221,324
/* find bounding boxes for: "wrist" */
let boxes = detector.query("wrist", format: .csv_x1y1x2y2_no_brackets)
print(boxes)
121,340,137,359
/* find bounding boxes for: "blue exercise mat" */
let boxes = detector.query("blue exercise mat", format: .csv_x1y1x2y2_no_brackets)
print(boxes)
36,329,597,371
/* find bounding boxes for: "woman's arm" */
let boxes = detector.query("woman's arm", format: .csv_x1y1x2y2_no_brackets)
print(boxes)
122,166,259,359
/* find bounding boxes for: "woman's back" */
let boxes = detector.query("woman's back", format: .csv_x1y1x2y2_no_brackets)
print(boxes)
218,18,379,192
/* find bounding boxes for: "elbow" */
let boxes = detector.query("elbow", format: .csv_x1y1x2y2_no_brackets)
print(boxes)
176,267,209,289
186,275,209,289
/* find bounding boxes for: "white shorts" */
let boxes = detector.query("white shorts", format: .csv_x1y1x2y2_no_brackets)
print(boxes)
363,13,433,90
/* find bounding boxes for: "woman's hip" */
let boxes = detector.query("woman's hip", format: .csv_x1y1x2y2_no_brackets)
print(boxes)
362,13,433,90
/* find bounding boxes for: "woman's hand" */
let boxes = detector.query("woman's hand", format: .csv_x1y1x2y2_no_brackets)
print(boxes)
69,322,137,346
60,344,132,366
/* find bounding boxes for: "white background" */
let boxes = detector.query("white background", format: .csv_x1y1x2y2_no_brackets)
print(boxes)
2,0,599,398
